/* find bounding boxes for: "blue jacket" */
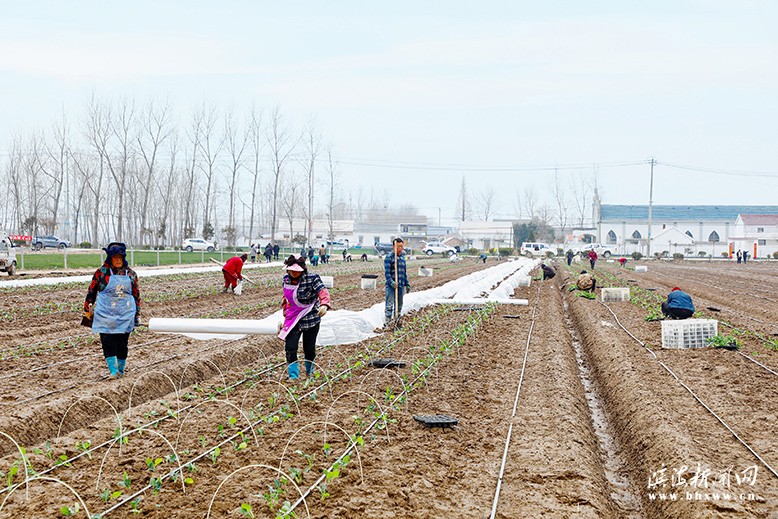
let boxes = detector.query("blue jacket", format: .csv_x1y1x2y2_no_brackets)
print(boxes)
666,290,694,312
384,252,409,288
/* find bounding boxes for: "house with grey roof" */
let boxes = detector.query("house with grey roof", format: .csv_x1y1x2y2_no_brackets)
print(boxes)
596,204,778,258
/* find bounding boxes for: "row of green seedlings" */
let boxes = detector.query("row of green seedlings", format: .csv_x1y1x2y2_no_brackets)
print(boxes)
93,307,454,516
0,306,455,516
248,304,496,519
595,266,759,351
0,333,98,361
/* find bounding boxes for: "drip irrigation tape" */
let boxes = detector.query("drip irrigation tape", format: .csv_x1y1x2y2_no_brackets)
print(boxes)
600,302,778,481
489,278,543,518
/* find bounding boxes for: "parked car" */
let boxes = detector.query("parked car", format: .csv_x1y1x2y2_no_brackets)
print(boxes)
373,243,395,256
520,242,551,256
422,241,456,256
0,232,16,275
578,243,613,258
182,238,218,252
32,235,71,250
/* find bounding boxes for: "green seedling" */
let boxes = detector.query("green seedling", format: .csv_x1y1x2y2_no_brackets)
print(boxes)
210,446,221,464
118,471,132,490
59,503,80,517
150,477,162,494
576,291,596,300
707,334,742,350
130,496,143,514
645,308,663,322
240,503,255,518
145,457,163,471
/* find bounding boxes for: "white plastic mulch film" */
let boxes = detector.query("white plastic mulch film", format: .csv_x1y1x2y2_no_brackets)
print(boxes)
148,258,538,345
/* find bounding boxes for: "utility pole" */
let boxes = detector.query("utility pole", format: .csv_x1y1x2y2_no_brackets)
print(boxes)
647,157,655,258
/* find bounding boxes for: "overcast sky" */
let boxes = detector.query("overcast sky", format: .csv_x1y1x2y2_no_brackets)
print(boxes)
2,1,777,224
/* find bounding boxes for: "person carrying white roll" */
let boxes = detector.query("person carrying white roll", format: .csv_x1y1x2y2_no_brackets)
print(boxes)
278,255,331,380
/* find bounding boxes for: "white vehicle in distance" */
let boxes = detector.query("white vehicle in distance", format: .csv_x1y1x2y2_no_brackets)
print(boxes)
520,242,552,256
422,241,457,256
182,238,218,252
578,243,613,258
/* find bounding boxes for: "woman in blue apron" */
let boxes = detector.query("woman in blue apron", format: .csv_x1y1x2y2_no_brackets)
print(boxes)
278,255,331,379
84,242,141,378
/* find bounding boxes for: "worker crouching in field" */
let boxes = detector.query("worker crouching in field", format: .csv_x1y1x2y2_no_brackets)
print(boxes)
278,255,331,380
661,287,695,319
541,263,556,279
84,242,140,379
222,253,247,293
576,270,596,292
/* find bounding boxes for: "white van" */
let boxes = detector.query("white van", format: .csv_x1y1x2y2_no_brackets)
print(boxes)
520,242,551,257
0,232,17,275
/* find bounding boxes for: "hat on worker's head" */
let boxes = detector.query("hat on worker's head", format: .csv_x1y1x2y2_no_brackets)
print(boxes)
286,263,304,272
671,287,682,292
284,254,306,272
103,242,127,259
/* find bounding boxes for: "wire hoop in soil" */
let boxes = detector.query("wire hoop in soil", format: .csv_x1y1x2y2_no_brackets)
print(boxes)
325,390,391,444
174,398,259,452
96,428,186,494
205,464,311,519
0,475,91,518
176,359,227,395
277,421,364,486
357,370,409,413
239,379,302,419
0,432,29,500
128,370,181,420
56,396,123,450
317,346,351,372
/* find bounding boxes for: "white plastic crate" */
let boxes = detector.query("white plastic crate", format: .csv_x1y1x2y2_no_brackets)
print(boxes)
516,276,531,287
601,287,630,302
418,267,433,277
360,277,377,290
320,275,334,289
635,266,648,273
661,319,718,349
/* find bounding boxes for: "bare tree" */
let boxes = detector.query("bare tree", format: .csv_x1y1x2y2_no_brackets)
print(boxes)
195,103,223,240
42,111,70,238
247,107,263,244
182,107,202,239
223,107,248,246
280,171,301,245
551,169,569,238
325,148,340,250
107,97,137,241
522,186,538,220
302,119,321,247
512,189,524,220
265,107,299,244
455,175,470,221
136,99,173,246
476,187,497,221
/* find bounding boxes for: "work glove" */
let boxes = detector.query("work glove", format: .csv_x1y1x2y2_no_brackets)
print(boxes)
389,281,397,290
317,306,328,317
134,314,140,327
277,321,284,332
84,309,93,320
405,285,411,293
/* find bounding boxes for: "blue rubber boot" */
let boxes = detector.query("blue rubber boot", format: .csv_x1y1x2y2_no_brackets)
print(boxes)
304,360,314,376
287,362,300,380
117,358,126,377
105,356,118,378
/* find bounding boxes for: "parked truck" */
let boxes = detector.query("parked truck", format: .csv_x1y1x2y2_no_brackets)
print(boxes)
0,232,17,275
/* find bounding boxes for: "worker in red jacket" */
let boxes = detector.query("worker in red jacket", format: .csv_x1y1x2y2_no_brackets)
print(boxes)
588,249,598,269
222,254,247,293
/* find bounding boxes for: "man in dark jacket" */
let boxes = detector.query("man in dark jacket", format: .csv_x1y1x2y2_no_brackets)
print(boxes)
661,287,695,319
541,263,556,279
273,243,280,260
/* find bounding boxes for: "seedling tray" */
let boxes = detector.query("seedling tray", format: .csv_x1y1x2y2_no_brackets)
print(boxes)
369,358,407,369
413,415,459,428
361,274,379,279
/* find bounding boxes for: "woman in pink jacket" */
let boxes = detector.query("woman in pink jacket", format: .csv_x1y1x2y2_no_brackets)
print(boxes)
278,255,331,379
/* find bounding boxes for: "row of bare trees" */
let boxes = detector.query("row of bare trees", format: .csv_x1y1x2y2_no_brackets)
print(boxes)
0,97,405,248
455,169,601,238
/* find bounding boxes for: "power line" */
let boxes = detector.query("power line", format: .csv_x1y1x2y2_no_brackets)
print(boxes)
657,161,778,178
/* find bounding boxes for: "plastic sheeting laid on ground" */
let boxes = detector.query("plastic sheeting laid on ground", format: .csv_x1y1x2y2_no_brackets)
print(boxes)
0,261,285,288
146,257,536,344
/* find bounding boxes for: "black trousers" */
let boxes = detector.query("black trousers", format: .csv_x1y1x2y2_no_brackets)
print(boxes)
100,333,129,360
284,323,319,366
661,303,694,319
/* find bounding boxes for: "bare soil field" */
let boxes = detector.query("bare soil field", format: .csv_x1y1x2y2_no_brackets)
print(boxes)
0,258,776,518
